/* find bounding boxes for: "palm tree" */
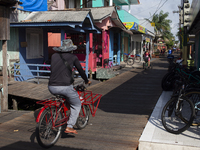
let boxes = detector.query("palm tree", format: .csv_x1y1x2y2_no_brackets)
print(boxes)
145,10,173,51
145,10,172,41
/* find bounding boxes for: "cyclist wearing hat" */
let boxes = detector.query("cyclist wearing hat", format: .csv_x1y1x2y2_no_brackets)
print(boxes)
48,39,91,134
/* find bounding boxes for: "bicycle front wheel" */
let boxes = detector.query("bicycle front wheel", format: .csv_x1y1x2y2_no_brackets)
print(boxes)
36,106,62,148
185,91,200,126
76,105,90,129
161,97,195,134
127,58,134,66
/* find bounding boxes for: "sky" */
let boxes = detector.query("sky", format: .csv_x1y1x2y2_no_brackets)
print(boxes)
122,0,192,41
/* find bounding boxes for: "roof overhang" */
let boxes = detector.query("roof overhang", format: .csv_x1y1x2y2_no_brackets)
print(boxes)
10,10,101,34
109,26,133,35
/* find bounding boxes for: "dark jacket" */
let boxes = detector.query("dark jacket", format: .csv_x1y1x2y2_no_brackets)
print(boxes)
48,52,88,86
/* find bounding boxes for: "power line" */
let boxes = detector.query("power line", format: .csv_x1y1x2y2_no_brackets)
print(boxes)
154,0,163,16
134,2,163,15
140,0,169,25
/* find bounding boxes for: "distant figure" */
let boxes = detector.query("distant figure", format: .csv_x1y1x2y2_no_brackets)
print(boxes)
143,49,151,67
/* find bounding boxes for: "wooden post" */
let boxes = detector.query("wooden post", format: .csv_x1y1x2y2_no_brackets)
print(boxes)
12,98,18,110
2,40,8,111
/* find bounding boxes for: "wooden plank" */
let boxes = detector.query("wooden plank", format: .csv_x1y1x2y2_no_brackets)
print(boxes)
8,81,52,100
2,40,8,111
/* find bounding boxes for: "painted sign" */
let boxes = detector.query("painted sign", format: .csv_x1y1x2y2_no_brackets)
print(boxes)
123,22,147,34
123,22,138,30
138,25,146,34
146,38,150,43
151,22,155,27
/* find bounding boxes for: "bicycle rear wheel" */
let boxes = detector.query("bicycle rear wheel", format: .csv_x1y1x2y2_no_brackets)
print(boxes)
36,106,62,148
76,105,90,129
161,97,195,134
161,72,178,91
127,58,134,66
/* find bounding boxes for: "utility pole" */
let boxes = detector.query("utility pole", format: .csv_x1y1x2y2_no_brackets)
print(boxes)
182,0,190,66
173,5,182,54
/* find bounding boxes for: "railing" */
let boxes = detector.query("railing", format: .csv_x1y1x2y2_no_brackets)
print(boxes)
14,62,86,84
14,63,51,84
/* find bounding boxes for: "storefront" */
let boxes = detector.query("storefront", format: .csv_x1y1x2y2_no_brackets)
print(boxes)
10,10,101,81
187,0,200,69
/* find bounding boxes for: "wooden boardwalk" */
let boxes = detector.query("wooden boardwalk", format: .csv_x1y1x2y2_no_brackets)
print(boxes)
0,57,170,150
8,81,52,100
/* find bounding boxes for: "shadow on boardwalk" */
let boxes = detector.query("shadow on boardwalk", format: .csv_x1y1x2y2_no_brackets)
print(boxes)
0,57,169,150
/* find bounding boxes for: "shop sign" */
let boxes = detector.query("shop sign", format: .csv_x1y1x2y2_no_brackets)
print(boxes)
146,37,150,43
138,25,146,34
151,22,155,27
123,22,138,30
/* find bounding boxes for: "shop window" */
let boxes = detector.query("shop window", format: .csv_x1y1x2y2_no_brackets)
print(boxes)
83,0,92,8
136,42,140,55
26,28,43,59
65,0,80,8
104,0,109,6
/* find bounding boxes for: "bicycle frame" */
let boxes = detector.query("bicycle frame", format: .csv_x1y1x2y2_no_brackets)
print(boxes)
176,67,200,84
36,89,102,125
36,98,68,125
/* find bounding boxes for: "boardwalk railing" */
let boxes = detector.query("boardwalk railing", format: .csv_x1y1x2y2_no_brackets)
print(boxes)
14,63,51,84
14,62,86,84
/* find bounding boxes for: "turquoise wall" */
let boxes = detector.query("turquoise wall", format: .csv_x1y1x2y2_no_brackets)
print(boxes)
117,9,139,23
93,0,104,7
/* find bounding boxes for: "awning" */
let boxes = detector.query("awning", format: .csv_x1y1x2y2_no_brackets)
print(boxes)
122,29,133,35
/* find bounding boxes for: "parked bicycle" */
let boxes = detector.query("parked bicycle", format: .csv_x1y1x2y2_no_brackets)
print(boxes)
161,62,200,134
161,80,200,134
161,59,200,91
35,83,102,148
123,53,135,66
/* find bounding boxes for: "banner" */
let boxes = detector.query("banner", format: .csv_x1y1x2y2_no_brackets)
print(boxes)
123,22,147,34
138,25,146,34
123,22,138,31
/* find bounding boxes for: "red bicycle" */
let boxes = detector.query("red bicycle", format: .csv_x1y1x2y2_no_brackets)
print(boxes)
35,84,102,148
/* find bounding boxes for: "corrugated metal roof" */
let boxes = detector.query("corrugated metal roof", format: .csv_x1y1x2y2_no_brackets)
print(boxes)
86,6,132,34
22,10,90,23
87,6,116,21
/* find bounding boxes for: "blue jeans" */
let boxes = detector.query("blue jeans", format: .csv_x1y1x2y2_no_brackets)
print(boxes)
48,85,81,128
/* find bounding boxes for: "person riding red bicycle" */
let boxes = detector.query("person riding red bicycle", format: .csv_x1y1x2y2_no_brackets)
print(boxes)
143,49,151,68
48,39,91,134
